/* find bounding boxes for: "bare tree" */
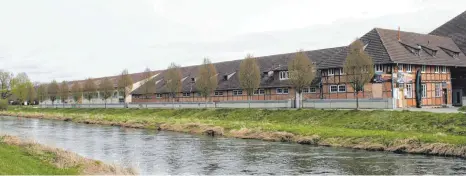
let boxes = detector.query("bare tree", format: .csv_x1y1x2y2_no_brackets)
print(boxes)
288,50,316,108
165,63,182,108
0,70,13,99
196,58,218,108
48,80,60,106
117,69,133,107
83,78,97,107
37,84,48,105
343,39,374,109
59,81,69,108
26,83,36,105
238,54,261,108
71,82,82,105
141,67,153,107
99,77,114,108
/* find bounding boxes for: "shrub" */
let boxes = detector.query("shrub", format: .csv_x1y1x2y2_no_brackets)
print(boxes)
0,99,8,111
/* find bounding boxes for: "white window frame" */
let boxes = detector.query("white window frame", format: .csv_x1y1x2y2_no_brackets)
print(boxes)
214,91,223,96
422,84,427,98
398,64,404,72
303,87,317,93
155,93,162,98
253,89,265,95
279,71,289,80
441,66,447,73
182,92,191,97
434,66,440,73
406,84,413,98
338,68,344,75
374,64,383,72
330,85,338,93
435,83,441,97
338,85,346,92
421,65,426,73
328,69,335,76
406,64,412,73
276,88,289,94
232,90,242,96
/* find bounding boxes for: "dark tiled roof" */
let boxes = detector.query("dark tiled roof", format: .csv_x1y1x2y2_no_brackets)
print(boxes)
132,47,346,94
376,28,466,66
430,11,466,54
360,28,392,64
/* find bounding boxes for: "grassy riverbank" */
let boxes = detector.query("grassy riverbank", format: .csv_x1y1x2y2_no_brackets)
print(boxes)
0,135,136,175
2,108,466,158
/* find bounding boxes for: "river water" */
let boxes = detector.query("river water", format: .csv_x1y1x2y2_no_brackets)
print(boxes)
0,116,465,175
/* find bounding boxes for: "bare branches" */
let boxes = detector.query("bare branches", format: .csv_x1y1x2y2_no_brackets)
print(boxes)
196,58,218,102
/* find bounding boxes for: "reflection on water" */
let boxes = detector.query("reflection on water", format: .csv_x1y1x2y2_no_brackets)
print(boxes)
1,116,465,175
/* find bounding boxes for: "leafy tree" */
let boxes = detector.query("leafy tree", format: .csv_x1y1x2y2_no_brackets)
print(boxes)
343,39,374,109
0,70,13,99
37,84,48,104
288,50,316,108
238,54,261,108
48,80,60,106
26,82,36,105
117,69,133,106
196,58,218,107
165,63,182,108
83,78,97,106
11,73,31,105
59,81,69,107
141,67,154,107
71,82,82,104
99,77,114,108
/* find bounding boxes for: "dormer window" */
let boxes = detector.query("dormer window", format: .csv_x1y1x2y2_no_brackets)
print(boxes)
328,69,334,75
223,75,228,80
191,78,195,82
432,50,437,56
279,71,289,80
453,52,460,58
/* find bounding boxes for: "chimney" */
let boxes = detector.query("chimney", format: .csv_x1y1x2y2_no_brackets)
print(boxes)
398,26,401,41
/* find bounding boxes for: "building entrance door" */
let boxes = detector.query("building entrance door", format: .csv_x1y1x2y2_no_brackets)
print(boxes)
443,88,448,105
452,89,462,106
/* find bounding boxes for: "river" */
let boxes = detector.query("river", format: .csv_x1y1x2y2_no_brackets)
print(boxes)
0,116,465,175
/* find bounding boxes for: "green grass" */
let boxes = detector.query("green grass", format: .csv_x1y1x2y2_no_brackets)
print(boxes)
0,143,78,175
6,108,466,145
459,106,466,112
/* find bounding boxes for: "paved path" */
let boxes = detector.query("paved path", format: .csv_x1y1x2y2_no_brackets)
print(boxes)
391,107,463,113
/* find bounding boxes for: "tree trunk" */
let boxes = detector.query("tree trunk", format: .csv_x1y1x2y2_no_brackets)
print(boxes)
105,99,107,109
205,97,208,108
356,91,359,110
248,95,251,108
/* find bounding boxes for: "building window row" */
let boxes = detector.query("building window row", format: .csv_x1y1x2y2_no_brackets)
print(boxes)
276,88,289,94
330,85,346,93
279,71,289,80
303,87,316,93
253,89,265,95
214,91,223,96
233,90,243,96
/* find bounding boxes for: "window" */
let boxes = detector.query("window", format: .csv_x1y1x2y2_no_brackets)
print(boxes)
182,92,191,97
422,84,427,98
276,88,289,94
398,64,403,72
406,84,413,98
113,92,118,98
155,93,162,98
328,69,334,75
406,64,412,72
338,68,344,75
421,65,426,73
338,85,346,92
279,71,289,80
434,66,440,73
435,83,441,97
374,64,383,72
253,89,265,95
303,87,316,93
453,52,459,58
214,91,223,96
233,90,242,96
441,66,447,73
330,85,338,93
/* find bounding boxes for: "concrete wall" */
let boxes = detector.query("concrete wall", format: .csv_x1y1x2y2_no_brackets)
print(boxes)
302,98,393,109
39,98,393,109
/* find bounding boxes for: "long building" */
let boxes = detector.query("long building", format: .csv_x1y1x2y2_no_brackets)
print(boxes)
43,10,466,109
130,10,466,108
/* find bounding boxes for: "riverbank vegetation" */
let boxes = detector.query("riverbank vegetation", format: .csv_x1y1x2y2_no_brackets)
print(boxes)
2,108,466,158
0,135,136,175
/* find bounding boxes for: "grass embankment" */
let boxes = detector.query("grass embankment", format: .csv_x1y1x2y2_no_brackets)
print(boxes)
0,135,137,175
2,108,466,158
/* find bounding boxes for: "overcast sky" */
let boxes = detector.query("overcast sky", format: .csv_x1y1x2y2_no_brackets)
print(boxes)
0,0,465,82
